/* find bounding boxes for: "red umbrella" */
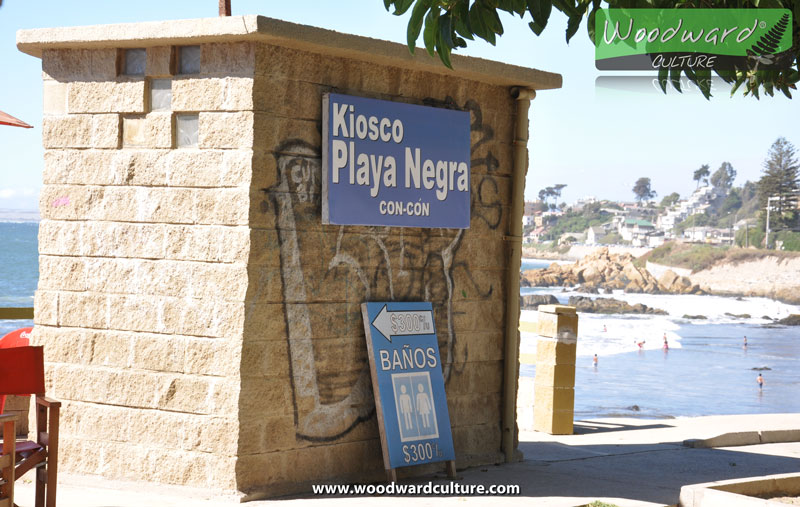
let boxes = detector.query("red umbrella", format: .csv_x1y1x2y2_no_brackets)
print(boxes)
0,110,33,128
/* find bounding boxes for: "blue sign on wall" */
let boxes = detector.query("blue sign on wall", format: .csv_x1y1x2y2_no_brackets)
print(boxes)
323,93,471,229
361,302,456,470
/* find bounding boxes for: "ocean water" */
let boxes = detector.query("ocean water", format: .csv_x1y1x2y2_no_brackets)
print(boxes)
520,258,800,419
0,222,38,336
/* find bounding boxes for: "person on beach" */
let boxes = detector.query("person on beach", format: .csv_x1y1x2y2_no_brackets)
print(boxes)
637,340,645,349
602,325,607,333
593,354,598,367
663,334,669,350
757,373,764,389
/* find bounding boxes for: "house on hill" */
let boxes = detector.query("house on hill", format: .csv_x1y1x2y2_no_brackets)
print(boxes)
524,226,547,243
619,218,655,247
586,226,604,245
586,222,615,245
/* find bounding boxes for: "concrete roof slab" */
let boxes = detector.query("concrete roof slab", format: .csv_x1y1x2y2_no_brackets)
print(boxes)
17,15,562,90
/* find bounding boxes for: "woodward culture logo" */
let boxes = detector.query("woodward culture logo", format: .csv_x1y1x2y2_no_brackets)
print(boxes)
595,9,793,71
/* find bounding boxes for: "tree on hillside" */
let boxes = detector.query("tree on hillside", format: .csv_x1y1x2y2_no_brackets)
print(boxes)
711,162,737,190
659,192,680,208
737,180,761,218
538,188,548,202
719,189,743,216
538,183,567,208
758,137,800,231
382,0,800,99
693,164,710,189
633,177,656,203
552,183,567,203
539,187,554,207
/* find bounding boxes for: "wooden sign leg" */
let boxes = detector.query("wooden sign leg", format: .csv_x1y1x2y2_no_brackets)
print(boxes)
386,468,398,483
446,460,457,479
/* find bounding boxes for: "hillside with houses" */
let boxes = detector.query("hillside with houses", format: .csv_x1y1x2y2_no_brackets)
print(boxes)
524,137,800,253
523,184,747,250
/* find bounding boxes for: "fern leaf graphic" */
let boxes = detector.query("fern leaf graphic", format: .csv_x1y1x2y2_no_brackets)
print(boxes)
749,13,790,56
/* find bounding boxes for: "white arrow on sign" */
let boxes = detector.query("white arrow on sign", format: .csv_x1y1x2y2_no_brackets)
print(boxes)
371,305,434,343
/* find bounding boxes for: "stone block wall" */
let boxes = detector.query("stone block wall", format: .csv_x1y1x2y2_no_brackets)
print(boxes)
237,42,516,497
32,37,519,497
34,43,256,490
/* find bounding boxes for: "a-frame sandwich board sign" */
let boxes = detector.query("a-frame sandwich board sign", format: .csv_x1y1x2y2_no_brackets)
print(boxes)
361,301,456,482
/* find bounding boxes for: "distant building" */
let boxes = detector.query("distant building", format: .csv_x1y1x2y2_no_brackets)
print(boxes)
717,228,735,245
647,231,666,248
683,226,713,243
524,226,547,243
586,222,614,245
656,185,725,236
571,196,597,211
586,226,603,245
657,211,681,232
682,227,735,245
619,218,655,246
522,215,535,227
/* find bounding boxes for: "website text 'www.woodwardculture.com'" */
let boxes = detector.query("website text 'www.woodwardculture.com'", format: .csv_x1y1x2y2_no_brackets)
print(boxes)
312,481,520,495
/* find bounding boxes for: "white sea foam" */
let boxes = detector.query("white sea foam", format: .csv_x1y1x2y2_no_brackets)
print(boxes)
521,310,682,358
520,288,799,358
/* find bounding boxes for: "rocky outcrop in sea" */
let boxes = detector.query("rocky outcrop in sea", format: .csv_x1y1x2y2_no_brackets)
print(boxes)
520,248,704,295
566,296,668,315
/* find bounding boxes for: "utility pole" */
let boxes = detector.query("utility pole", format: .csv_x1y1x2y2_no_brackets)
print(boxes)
765,196,781,249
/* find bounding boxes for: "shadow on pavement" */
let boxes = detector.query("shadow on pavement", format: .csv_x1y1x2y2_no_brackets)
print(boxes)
572,420,674,435
485,440,800,505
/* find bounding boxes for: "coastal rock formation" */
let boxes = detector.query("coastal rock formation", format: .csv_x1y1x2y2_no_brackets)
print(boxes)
777,314,800,326
657,269,700,294
567,296,668,315
724,312,751,319
520,294,560,310
521,248,704,295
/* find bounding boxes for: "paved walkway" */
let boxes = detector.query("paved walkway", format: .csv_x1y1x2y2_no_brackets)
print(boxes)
13,414,800,507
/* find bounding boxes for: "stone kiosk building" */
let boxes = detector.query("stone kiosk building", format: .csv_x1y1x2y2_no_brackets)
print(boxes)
17,16,561,499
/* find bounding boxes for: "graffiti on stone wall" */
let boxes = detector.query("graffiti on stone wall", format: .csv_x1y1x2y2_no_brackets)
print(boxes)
257,97,503,442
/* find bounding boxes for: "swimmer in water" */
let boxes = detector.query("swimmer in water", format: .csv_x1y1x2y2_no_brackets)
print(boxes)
593,354,598,367
757,373,764,389
637,340,645,349
743,336,748,348
663,334,669,350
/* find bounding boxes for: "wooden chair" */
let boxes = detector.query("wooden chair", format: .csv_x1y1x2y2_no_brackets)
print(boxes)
0,346,60,507
1,414,16,507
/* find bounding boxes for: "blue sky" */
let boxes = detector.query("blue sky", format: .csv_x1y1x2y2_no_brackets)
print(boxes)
1,0,798,210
